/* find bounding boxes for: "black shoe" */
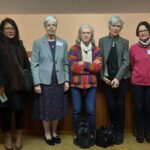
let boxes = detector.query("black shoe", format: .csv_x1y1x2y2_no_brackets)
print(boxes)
136,132,144,143
136,136,144,143
115,133,123,145
4,146,13,150
90,136,95,146
73,138,78,145
52,136,61,144
44,137,55,145
145,132,150,143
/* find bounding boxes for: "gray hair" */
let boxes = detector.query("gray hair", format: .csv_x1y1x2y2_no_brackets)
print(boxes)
44,16,58,27
76,24,95,45
108,16,124,29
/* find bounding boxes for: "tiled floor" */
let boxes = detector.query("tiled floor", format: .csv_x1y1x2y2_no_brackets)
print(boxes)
0,133,150,150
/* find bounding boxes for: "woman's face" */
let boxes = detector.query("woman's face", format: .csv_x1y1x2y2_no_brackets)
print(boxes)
138,25,150,41
109,23,122,37
45,21,57,36
80,27,92,45
3,23,16,39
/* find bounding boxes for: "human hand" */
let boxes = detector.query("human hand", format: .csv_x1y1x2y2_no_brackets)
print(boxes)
78,61,84,66
64,82,69,92
103,77,111,85
93,59,101,64
111,78,120,88
34,85,42,94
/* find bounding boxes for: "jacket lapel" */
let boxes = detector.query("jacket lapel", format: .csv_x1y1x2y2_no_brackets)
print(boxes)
104,39,112,63
42,35,53,60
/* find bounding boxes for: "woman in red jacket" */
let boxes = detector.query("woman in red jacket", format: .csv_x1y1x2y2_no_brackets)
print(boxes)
130,21,150,143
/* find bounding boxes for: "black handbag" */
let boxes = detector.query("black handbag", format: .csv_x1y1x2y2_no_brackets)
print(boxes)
77,118,91,148
96,125,115,147
22,68,33,91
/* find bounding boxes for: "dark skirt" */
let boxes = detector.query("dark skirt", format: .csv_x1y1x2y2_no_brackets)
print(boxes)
33,79,67,121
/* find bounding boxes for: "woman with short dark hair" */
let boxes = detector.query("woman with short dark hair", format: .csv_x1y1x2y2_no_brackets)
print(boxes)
130,21,150,143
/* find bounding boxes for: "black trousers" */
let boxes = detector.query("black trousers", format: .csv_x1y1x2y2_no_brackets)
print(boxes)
0,108,24,132
132,84,150,132
104,79,128,134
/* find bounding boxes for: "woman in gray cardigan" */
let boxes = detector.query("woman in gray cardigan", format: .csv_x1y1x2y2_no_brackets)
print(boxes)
99,16,130,145
31,16,69,146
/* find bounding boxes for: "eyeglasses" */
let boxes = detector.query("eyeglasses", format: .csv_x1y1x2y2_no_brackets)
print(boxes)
111,24,121,28
138,29,149,34
4,27,15,31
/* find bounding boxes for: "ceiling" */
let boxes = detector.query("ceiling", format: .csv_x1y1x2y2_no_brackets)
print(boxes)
1,0,150,14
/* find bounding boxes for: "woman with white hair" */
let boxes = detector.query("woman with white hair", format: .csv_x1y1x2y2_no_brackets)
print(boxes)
68,24,103,146
31,16,69,145
99,16,130,144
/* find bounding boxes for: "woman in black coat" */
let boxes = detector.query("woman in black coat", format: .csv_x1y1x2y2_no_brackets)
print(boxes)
0,18,31,150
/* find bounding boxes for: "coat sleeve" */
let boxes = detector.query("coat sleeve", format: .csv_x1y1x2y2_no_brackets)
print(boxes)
98,39,104,78
30,40,41,85
83,49,103,73
129,46,135,71
0,67,4,87
116,40,130,80
63,41,69,82
0,48,4,87
68,47,85,74
20,41,31,71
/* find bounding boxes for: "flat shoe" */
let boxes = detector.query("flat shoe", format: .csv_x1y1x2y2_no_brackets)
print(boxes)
4,146,13,150
44,137,55,145
15,145,23,150
53,136,61,144
73,138,78,145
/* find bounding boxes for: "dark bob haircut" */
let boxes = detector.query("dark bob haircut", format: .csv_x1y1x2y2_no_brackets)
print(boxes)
0,18,20,41
136,21,150,37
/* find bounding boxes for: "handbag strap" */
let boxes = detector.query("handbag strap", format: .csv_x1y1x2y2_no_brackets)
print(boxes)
13,54,24,74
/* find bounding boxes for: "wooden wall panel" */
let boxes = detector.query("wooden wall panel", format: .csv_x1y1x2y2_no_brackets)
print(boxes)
23,86,134,134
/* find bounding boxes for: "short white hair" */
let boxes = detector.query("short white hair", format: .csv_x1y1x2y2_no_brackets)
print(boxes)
44,16,58,27
108,16,124,29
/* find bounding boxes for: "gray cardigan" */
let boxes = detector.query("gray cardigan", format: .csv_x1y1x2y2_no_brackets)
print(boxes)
31,35,69,85
99,35,130,80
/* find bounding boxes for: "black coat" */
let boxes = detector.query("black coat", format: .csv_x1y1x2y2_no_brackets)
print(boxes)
0,39,31,108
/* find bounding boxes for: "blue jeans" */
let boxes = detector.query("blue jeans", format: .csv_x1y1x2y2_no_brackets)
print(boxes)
71,87,96,135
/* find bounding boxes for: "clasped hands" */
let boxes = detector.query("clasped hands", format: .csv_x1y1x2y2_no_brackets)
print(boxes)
103,77,120,88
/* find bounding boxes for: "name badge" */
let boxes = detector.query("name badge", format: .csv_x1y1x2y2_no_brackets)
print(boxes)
147,50,150,55
56,41,63,47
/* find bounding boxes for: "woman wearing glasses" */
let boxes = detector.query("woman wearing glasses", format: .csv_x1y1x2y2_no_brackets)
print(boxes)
0,18,31,150
130,21,150,143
